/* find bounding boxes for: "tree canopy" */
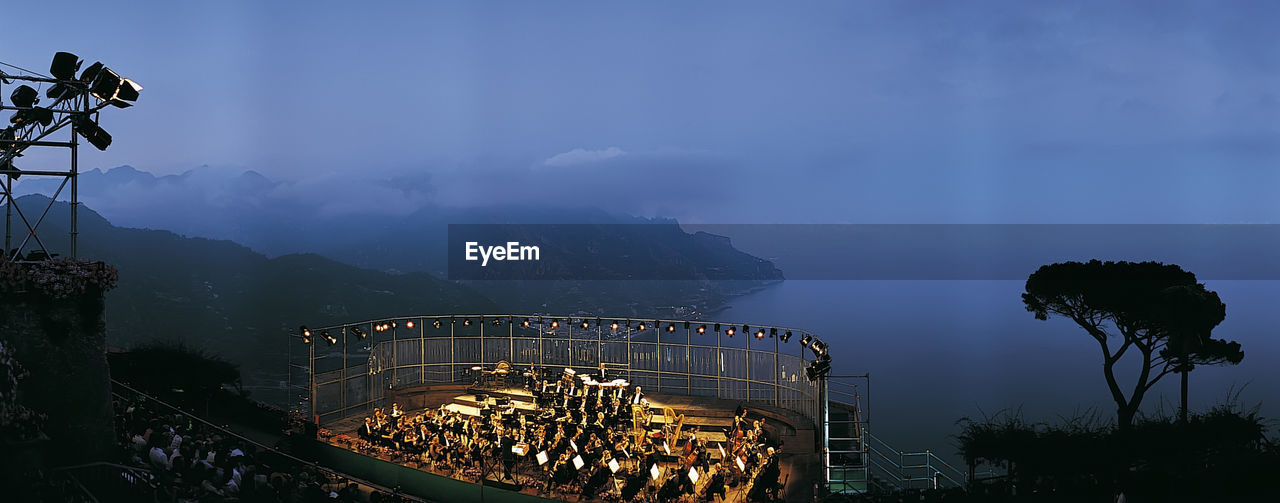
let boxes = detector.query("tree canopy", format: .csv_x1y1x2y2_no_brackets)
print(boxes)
1022,260,1242,428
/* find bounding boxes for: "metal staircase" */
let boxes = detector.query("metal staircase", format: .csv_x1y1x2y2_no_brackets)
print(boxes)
824,375,973,495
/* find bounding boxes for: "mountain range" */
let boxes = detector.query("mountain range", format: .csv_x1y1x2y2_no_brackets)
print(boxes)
14,165,783,316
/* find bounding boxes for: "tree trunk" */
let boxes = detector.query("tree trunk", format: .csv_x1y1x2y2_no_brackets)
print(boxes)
1117,405,1136,431
1179,368,1189,423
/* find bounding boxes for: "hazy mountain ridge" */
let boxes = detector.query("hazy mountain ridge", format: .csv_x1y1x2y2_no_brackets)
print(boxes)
6,195,501,388
16,166,783,316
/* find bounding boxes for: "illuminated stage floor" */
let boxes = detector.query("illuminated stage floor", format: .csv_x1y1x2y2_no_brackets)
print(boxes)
320,384,817,501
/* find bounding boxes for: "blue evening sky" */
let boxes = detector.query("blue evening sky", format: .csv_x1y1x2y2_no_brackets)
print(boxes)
3,0,1277,224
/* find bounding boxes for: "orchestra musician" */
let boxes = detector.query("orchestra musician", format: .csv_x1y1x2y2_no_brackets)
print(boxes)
338,368,781,502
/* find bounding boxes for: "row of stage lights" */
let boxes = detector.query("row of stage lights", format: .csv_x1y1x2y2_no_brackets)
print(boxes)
299,317,828,357
299,318,832,380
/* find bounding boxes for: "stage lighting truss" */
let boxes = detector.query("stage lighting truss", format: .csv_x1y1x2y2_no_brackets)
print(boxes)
1,51,141,262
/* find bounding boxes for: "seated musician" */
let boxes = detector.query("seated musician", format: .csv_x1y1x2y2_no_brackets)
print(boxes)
580,454,611,498
358,417,376,440
552,451,575,489
704,464,727,502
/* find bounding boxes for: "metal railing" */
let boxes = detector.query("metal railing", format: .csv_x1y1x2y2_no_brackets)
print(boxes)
293,315,827,429
863,432,968,491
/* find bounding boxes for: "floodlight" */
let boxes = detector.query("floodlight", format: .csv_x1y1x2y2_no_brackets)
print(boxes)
434,320,443,329
637,322,646,331
550,320,559,329
10,86,38,108
667,324,675,333
78,61,103,85
581,320,589,329
610,321,619,331
811,339,826,357
781,331,792,343
50,52,82,80
726,327,735,337
755,329,765,339
806,359,831,381
713,323,720,333
351,327,367,339
70,115,112,150
322,331,337,345
405,320,414,329
800,334,812,347
522,319,531,328
463,318,472,327
89,67,123,101
697,325,706,334
110,79,142,108
10,107,54,127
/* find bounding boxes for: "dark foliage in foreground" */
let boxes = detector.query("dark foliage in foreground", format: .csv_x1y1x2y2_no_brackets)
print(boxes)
109,342,241,400
942,403,1279,502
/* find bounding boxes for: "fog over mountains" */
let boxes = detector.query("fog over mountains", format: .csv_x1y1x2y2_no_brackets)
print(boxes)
14,164,782,317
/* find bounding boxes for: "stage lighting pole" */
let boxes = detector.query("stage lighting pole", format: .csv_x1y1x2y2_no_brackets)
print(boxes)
820,371,830,487
309,338,316,423
774,327,781,407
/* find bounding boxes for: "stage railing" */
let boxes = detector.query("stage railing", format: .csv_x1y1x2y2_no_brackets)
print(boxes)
295,315,826,432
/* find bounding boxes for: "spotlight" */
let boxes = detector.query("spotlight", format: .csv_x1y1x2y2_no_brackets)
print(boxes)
684,321,690,329
405,320,415,329
770,328,777,338
10,107,54,127
806,358,831,381
781,331,792,343
811,339,826,357
351,327,367,339
595,318,602,328
581,320,590,329
300,326,312,344
88,66,142,107
70,115,112,150
667,324,676,333
322,331,337,345
551,320,559,329
463,318,472,327
79,61,103,84
49,52,82,81
726,327,735,337
434,320,443,329
10,86,38,108
522,319,531,328
493,317,503,326
610,321,619,331
697,325,706,334
755,329,765,339
714,323,721,333
390,321,397,329
743,325,750,334
637,322,646,331
800,334,812,347
112,78,142,107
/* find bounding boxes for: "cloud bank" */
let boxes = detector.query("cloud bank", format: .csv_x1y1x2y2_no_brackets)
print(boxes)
542,147,626,167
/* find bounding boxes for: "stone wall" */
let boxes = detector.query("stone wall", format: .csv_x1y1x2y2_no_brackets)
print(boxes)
0,266,116,466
